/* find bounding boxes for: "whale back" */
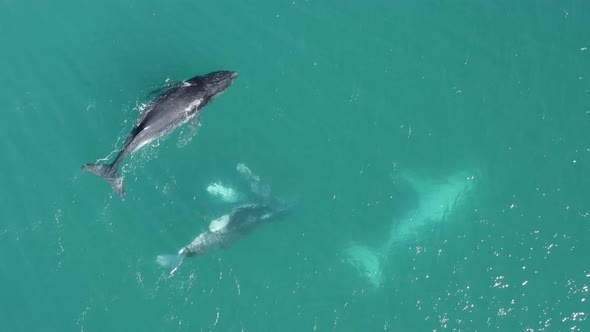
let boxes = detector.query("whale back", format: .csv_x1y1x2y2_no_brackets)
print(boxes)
209,214,230,233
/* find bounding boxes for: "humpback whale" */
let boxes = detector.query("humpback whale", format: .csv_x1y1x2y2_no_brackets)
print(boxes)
157,203,289,275
157,164,290,275
81,70,238,200
345,168,479,288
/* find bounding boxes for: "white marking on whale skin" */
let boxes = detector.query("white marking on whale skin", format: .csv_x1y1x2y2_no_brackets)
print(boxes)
185,98,203,112
209,214,230,233
186,233,208,252
132,129,156,153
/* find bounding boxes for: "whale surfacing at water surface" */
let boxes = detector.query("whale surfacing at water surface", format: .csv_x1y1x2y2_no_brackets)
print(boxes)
81,70,238,200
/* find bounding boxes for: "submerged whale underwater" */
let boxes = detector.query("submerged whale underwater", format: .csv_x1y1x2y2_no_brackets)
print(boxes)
157,202,291,275
345,168,479,288
81,70,238,200
157,163,291,275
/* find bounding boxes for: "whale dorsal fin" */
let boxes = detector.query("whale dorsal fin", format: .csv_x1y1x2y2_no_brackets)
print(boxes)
209,214,230,233
133,79,184,127
146,79,183,100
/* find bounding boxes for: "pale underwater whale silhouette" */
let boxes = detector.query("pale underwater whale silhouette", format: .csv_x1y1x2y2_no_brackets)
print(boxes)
345,168,479,288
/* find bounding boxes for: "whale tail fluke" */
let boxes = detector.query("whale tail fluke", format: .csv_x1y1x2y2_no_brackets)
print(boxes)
156,254,184,276
81,163,125,200
344,242,384,289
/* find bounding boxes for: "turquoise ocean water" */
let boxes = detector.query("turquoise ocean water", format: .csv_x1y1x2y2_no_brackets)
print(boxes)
1,0,589,331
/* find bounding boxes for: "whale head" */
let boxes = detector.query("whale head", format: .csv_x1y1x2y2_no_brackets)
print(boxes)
201,70,238,98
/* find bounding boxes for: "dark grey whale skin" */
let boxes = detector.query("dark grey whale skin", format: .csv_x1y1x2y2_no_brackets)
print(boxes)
180,203,292,257
81,71,238,200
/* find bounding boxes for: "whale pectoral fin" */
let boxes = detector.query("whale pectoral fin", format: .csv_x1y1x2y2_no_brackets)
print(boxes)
177,113,201,148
